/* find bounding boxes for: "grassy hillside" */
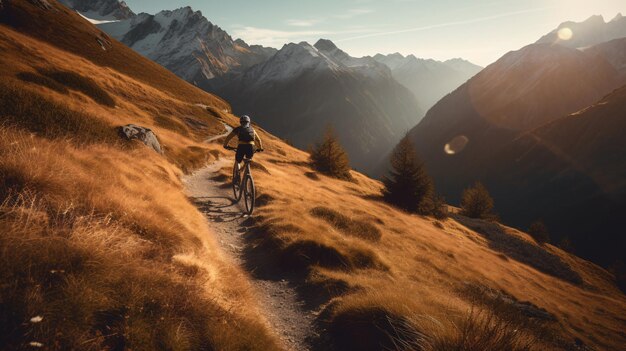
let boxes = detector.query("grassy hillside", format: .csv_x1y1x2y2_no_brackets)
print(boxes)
216,135,626,350
1,1,625,351
0,1,280,349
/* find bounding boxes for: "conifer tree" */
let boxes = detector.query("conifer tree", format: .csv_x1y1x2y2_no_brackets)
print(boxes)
460,182,495,219
383,135,434,213
310,126,352,180
528,220,550,244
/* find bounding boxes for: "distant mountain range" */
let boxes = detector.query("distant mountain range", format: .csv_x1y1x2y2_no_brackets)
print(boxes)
373,53,482,111
59,0,482,174
209,39,423,172
536,13,626,48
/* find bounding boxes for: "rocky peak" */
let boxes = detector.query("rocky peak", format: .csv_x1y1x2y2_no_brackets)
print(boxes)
314,39,339,52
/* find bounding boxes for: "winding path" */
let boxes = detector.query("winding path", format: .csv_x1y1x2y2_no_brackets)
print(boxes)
182,126,316,351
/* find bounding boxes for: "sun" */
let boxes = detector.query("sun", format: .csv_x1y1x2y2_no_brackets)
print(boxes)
557,27,573,41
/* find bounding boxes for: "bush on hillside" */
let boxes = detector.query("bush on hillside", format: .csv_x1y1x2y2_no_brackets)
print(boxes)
609,260,626,293
383,135,434,214
431,195,449,220
460,182,495,220
558,237,575,253
310,126,353,180
429,306,541,351
528,220,550,244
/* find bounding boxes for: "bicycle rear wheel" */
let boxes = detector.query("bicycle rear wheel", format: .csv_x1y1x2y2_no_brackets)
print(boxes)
232,162,241,201
243,175,255,215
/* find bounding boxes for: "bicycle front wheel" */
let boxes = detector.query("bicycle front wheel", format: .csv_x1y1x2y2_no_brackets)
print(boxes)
243,176,255,215
232,162,241,201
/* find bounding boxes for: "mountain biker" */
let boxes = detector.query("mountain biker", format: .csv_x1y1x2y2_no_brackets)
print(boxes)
223,115,264,168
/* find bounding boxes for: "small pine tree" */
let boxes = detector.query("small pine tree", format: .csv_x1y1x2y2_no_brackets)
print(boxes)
609,260,626,292
528,220,550,244
383,135,434,214
310,126,352,180
460,182,495,219
558,237,575,253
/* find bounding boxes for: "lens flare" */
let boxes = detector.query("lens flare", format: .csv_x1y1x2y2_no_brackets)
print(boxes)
444,135,469,155
557,27,573,41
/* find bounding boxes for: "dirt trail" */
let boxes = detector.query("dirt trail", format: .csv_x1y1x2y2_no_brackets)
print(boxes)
182,127,316,351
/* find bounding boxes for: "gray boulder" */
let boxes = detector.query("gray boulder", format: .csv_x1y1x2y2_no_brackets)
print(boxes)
118,124,163,154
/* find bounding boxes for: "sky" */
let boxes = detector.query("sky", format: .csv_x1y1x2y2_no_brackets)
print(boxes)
122,0,626,66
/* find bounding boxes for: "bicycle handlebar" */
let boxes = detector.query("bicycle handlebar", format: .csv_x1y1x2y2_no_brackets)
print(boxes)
223,146,264,152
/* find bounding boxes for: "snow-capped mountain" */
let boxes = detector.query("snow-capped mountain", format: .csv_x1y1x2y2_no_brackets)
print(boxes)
373,53,482,111
210,39,423,174
536,13,626,49
58,0,134,20
59,2,276,83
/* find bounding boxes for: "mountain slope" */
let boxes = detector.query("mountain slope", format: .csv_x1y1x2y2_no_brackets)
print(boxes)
1,2,626,351
482,84,626,265
405,41,625,265
61,2,276,82
374,53,482,111
536,13,626,48
209,40,424,174
0,1,281,349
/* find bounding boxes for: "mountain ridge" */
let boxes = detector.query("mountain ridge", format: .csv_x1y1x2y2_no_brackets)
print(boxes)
536,12,626,48
207,39,424,174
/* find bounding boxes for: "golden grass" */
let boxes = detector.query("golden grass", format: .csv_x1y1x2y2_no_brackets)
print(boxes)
231,124,626,350
0,22,280,350
1,3,625,349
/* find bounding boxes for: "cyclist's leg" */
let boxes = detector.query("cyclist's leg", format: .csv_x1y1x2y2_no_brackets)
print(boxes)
243,144,254,160
235,145,245,169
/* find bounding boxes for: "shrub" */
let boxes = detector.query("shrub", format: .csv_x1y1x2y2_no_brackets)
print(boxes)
609,260,626,293
431,195,449,220
383,135,434,214
528,220,550,244
429,306,541,351
558,237,575,253
310,126,353,180
460,182,495,220
37,69,115,107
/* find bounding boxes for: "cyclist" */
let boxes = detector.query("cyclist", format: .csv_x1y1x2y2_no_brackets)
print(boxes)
223,115,264,168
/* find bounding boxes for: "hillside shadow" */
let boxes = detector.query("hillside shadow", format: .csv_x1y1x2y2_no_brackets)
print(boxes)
192,197,244,222
452,214,583,285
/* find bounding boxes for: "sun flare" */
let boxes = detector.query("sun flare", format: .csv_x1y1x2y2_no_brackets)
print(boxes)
557,27,573,40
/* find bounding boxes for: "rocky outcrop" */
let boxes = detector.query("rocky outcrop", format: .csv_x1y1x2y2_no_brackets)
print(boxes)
118,124,163,154
58,0,134,20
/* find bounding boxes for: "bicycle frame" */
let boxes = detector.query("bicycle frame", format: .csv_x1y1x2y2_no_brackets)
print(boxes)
228,147,257,215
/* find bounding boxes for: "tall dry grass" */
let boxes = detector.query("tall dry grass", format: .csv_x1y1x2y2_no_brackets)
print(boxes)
0,9,285,349
0,126,280,350
231,125,626,351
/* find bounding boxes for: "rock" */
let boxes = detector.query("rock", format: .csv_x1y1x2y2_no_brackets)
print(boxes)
118,124,163,154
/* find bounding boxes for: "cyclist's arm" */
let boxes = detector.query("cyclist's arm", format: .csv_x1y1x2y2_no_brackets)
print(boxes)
223,128,237,147
254,130,263,149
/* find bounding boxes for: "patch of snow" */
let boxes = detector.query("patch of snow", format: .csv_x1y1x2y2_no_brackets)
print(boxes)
77,11,119,24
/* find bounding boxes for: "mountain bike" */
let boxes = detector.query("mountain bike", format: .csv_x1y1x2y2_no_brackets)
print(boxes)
226,146,262,215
